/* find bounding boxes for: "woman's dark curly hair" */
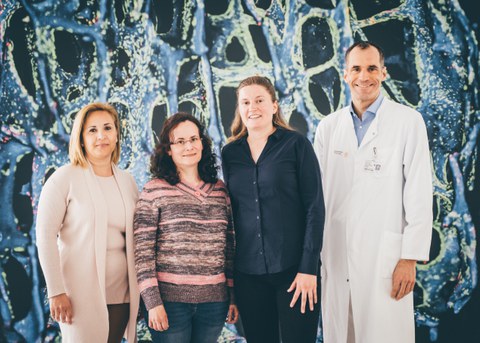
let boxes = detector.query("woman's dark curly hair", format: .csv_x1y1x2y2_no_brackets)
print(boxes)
150,112,219,185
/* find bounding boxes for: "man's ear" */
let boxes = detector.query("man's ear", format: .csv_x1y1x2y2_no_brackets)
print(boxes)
381,66,387,81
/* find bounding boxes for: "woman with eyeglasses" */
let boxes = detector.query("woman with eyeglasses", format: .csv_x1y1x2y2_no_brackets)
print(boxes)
134,112,238,342
221,76,325,343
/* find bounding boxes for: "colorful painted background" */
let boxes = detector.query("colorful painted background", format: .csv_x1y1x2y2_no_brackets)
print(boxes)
0,0,479,342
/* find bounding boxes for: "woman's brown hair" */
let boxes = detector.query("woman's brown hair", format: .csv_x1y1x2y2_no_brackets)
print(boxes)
150,112,218,185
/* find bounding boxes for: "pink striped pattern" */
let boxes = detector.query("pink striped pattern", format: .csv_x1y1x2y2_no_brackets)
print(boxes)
134,226,156,233
134,178,235,309
157,272,226,285
159,218,228,225
142,189,183,200
138,278,159,291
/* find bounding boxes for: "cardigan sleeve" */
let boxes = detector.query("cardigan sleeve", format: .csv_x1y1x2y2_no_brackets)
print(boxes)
134,181,163,310
36,176,68,298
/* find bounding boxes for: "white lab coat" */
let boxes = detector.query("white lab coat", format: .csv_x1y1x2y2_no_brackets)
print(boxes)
314,98,433,343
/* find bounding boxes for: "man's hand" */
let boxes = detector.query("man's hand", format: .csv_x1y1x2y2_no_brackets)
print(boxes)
391,259,416,300
148,305,169,331
226,304,239,324
287,273,318,313
49,293,73,324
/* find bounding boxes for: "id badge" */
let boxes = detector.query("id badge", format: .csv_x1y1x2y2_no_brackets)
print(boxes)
364,159,382,172
364,147,382,174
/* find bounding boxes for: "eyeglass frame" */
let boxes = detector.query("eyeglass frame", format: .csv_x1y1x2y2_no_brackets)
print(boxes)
169,136,203,147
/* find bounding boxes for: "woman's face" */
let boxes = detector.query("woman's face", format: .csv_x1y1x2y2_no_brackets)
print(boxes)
237,84,278,133
82,110,118,164
168,120,203,172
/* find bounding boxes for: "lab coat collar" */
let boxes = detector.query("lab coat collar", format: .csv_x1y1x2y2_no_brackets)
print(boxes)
348,93,384,120
357,96,388,148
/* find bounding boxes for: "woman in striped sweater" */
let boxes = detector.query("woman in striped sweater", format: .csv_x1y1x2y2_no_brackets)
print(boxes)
134,112,238,343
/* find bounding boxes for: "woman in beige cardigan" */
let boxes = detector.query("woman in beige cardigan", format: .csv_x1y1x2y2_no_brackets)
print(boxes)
36,103,139,343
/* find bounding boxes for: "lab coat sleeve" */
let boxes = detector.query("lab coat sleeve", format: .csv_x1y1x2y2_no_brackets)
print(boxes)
401,111,433,261
296,136,326,275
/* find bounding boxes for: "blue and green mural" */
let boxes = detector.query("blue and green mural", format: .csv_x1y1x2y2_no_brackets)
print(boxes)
0,0,479,342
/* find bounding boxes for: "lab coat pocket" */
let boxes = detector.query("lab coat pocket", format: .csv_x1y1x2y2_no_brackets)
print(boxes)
380,231,403,278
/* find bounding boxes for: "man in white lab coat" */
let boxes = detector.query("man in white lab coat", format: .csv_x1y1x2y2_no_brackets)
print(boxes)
314,41,433,343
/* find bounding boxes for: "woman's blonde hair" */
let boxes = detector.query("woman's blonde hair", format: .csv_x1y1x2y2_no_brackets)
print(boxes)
69,102,121,167
228,75,291,142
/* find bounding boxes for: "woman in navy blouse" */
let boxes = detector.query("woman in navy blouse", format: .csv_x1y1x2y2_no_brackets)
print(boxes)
221,75,325,343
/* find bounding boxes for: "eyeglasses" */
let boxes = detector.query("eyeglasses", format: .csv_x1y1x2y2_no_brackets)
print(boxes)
170,136,202,147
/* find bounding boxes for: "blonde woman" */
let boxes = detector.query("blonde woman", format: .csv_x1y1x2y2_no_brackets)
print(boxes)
36,103,139,342
222,76,325,343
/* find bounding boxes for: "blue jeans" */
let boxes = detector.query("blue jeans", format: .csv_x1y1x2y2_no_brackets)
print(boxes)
144,301,229,343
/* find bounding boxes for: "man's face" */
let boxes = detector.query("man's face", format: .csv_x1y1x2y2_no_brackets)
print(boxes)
344,46,387,106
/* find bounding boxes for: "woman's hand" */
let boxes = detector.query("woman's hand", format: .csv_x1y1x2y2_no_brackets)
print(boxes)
148,305,169,331
49,293,73,324
226,304,239,324
287,273,318,313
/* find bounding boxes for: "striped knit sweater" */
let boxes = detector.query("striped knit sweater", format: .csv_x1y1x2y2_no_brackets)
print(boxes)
134,178,235,310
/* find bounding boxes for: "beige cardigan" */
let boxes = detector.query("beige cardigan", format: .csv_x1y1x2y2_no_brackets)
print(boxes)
36,163,139,343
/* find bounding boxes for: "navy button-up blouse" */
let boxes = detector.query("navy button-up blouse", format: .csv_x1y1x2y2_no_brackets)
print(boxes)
221,128,325,275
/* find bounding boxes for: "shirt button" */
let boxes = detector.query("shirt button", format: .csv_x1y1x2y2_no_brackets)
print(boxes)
347,278,349,282
255,199,258,202
359,126,363,129
257,234,261,238
253,181,256,184
256,216,260,220
260,251,263,254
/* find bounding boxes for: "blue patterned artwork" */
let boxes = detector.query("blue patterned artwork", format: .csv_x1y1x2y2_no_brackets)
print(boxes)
0,0,478,342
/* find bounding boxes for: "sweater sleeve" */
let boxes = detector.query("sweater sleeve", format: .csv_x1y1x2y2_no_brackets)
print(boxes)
218,180,236,304
134,182,163,310
35,177,68,298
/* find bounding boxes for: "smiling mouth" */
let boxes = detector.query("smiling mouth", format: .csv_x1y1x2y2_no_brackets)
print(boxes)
355,83,373,88
248,114,261,119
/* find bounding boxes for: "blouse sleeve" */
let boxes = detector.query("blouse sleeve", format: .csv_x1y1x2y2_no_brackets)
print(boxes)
296,136,326,275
